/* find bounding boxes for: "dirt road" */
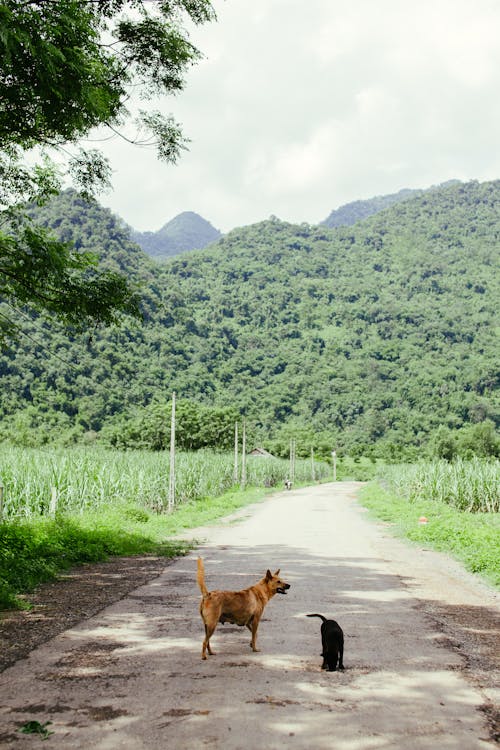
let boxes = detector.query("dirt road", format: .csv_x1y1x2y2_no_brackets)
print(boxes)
0,482,498,748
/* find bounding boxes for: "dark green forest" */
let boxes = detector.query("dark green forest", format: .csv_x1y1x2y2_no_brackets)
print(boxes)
0,180,498,459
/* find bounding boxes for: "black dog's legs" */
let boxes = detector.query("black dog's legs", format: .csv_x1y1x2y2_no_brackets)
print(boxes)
325,652,339,672
322,639,344,672
321,642,339,671
338,640,344,670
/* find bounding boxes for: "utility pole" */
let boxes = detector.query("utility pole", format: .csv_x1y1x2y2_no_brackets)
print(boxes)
168,392,176,511
49,487,58,517
241,418,247,489
233,421,239,484
290,439,296,484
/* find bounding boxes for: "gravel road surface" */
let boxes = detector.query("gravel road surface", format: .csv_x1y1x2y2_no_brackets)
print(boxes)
0,481,498,748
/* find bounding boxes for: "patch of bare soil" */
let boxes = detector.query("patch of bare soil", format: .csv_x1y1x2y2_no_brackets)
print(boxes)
0,555,170,673
420,599,500,744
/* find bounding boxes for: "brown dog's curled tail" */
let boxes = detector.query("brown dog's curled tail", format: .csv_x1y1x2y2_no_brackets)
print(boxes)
197,557,209,597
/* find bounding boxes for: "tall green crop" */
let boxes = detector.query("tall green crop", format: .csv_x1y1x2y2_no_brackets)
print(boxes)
0,446,330,519
377,458,499,512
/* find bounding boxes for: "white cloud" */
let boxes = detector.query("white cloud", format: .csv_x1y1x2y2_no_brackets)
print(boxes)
99,0,500,232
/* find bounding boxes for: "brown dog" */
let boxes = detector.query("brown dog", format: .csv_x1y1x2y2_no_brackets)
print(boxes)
197,557,290,659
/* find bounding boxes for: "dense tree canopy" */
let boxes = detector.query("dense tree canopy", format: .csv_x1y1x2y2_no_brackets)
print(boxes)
0,181,498,459
0,0,215,341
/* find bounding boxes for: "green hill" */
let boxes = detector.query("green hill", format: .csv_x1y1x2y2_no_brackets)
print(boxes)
130,211,221,258
321,180,460,227
0,181,498,459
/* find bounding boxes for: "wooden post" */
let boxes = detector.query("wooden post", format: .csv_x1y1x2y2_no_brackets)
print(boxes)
0,485,3,522
311,447,315,482
241,418,247,489
49,486,58,516
290,439,296,484
233,421,239,484
331,450,337,482
168,392,176,512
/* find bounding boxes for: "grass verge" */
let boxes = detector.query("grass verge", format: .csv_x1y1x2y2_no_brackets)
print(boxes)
0,485,271,611
359,483,500,587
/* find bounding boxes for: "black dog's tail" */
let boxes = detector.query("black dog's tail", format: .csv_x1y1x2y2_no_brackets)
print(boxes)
307,613,327,622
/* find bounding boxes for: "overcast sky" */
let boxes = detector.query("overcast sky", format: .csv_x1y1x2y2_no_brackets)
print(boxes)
99,0,500,234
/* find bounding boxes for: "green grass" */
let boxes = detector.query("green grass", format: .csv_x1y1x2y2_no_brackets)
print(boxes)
0,484,275,611
359,482,500,587
0,445,333,611
4,449,496,612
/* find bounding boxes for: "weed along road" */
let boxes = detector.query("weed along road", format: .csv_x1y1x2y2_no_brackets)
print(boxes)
0,482,498,748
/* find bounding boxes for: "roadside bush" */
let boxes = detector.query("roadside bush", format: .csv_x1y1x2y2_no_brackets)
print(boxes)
457,420,499,458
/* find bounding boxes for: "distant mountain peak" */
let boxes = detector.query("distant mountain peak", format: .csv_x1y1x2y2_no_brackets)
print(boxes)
130,211,222,259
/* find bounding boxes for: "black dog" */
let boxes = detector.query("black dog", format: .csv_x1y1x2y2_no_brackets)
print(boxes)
307,613,344,671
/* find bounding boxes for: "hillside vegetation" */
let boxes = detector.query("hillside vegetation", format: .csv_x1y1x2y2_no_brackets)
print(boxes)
322,187,425,227
0,181,498,459
321,180,459,227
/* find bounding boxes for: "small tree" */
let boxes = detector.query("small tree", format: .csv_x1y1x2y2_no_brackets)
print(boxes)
0,0,216,342
457,420,499,458
431,425,457,461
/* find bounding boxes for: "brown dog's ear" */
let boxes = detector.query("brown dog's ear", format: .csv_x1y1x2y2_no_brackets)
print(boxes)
274,569,280,576
265,570,273,581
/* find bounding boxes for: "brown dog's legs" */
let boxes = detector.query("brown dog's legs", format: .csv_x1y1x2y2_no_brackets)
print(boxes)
247,616,262,652
202,624,216,659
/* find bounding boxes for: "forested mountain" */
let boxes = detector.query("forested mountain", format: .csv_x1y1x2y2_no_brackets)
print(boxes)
0,181,498,459
130,211,221,259
321,180,460,227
